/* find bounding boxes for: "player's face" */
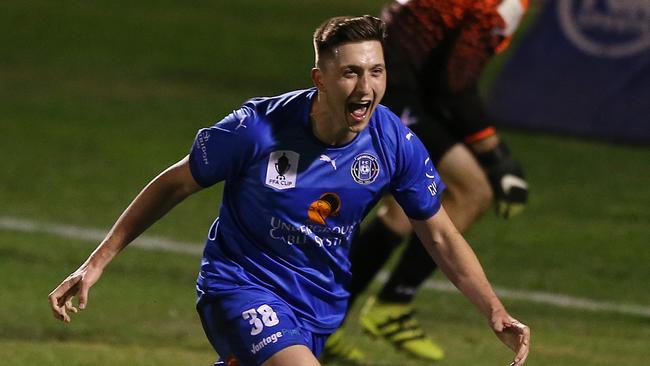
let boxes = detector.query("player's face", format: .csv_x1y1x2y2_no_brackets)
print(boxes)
316,40,386,135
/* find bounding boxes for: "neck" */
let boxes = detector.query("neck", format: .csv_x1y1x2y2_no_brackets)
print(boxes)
310,93,356,146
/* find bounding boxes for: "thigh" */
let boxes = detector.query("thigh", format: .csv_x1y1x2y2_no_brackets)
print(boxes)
197,288,314,366
261,345,320,366
437,143,489,191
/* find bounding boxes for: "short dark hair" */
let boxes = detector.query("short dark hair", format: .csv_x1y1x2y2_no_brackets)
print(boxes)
313,15,386,68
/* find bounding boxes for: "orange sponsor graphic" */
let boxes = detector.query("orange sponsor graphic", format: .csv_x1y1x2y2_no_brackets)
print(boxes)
307,192,341,225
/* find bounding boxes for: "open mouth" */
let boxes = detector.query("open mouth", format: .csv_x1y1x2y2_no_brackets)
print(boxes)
347,101,372,122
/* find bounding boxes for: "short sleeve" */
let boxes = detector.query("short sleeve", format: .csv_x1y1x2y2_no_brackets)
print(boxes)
188,107,258,187
390,128,446,220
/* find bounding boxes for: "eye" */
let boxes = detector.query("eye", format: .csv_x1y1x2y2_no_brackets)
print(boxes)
343,69,356,78
371,67,385,77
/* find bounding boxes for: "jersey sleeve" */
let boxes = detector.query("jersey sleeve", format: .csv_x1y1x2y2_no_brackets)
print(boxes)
390,127,446,221
188,107,258,187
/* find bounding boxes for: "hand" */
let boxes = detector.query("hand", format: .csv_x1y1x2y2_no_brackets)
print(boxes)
490,310,530,366
48,263,103,322
492,164,528,219
475,141,529,219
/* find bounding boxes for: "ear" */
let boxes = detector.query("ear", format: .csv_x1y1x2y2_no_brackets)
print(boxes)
311,67,325,92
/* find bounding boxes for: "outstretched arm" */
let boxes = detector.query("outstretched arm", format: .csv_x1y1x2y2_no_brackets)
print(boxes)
48,155,203,322
410,207,530,366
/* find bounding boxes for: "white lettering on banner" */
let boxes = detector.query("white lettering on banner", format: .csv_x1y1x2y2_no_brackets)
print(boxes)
558,0,650,58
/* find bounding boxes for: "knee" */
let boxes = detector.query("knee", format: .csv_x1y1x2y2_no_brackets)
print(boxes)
471,179,494,214
448,178,493,218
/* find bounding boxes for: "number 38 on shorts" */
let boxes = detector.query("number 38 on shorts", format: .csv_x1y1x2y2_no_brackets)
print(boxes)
241,304,280,335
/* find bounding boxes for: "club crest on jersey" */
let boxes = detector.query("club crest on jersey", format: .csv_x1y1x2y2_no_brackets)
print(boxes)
265,150,299,190
351,153,379,185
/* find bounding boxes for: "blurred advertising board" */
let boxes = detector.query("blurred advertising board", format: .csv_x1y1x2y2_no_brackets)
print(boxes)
488,0,650,143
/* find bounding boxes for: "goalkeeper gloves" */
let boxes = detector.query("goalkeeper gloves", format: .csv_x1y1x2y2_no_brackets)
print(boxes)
475,141,529,218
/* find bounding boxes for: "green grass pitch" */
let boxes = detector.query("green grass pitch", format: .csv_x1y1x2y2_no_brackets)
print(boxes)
1,1,649,365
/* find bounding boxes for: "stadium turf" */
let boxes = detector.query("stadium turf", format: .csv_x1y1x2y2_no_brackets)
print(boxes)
1,1,649,365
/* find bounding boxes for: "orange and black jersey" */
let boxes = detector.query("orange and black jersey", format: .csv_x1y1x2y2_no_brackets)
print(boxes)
380,0,528,143
382,0,527,93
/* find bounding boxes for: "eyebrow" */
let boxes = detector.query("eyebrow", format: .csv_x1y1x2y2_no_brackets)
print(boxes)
341,63,386,70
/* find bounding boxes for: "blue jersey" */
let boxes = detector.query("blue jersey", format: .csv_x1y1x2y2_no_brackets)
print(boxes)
189,88,445,333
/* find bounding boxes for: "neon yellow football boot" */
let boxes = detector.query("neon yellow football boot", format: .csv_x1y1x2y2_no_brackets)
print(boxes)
321,328,366,365
359,296,445,361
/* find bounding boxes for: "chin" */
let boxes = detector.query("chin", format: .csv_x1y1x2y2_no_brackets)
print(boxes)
348,121,369,133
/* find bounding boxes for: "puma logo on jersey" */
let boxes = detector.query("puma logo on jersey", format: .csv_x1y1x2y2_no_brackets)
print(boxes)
319,154,337,170
235,115,248,130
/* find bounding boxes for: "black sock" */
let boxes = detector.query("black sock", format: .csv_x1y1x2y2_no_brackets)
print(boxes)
378,235,437,303
347,218,403,309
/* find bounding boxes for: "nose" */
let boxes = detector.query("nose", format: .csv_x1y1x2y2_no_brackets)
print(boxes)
355,73,371,94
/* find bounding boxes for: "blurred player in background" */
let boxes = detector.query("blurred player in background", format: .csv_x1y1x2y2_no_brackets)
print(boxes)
322,0,530,363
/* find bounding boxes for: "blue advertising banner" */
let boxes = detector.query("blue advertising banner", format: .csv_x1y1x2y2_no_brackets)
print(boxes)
488,0,650,143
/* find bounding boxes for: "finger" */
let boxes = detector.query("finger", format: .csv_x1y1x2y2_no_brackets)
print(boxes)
494,316,519,333
48,287,71,321
57,284,79,308
50,300,70,322
52,276,81,303
48,293,68,321
65,298,79,314
49,277,81,322
492,318,505,332
77,282,90,310
49,285,72,308
511,346,530,366
509,323,530,365
515,324,531,364
58,292,76,322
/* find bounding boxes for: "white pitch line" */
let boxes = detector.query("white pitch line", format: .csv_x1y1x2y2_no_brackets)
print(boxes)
376,273,650,318
2,215,650,318
0,216,203,256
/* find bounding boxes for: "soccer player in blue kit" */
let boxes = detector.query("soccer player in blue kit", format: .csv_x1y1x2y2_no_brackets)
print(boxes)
48,15,530,366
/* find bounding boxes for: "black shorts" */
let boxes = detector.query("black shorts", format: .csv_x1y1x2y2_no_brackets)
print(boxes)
381,39,459,164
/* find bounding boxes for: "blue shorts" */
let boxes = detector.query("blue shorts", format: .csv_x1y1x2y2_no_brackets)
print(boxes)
196,286,329,366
